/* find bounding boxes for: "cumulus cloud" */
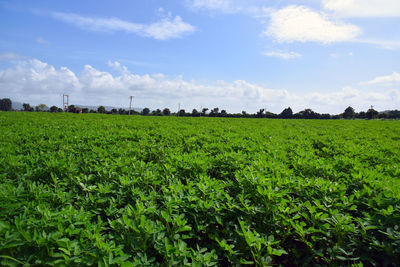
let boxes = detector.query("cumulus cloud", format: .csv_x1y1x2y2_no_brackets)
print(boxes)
360,72,400,86
263,50,302,59
0,58,399,113
50,11,195,40
323,0,400,17
265,5,361,44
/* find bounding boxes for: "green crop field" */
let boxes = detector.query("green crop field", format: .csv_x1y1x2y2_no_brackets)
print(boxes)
0,112,399,266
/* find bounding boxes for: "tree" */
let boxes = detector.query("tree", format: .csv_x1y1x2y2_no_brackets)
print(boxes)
118,108,126,115
155,109,162,116
0,98,12,111
201,108,208,116
82,108,89,113
265,111,277,118
356,111,366,119
98,106,106,114
343,106,355,119
23,103,33,112
49,105,59,113
320,113,331,119
141,107,150,115
366,108,378,119
111,108,118,114
280,107,293,119
68,105,76,113
163,108,171,116
220,110,227,117
178,109,186,117
209,107,219,117
257,109,265,118
191,109,199,117
296,109,317,119
35,104,48,112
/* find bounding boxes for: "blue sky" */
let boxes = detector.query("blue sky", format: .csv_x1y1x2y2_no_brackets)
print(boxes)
0,0,399,113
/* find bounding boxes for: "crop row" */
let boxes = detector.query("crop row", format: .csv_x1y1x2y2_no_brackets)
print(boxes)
0,112,399,266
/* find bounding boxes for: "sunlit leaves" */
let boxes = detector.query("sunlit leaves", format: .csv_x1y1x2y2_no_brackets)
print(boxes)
0,113,399,266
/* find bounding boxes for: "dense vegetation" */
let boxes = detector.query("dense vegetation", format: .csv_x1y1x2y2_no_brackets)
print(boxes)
1,112,399,266
3,97,400,119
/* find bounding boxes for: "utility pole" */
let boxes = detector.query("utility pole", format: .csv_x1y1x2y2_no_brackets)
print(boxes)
129,96,133,115
63,94,69,112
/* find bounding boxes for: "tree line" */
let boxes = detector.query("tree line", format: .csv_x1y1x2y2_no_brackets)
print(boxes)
1,98,399,119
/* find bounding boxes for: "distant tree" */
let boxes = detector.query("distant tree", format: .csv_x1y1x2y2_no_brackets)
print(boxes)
378,112,387,119
343,106,355,119
366,108,378,119
356,111,366,119
82,108,89,113
220,110,227,117
213,107,219,115
111,108,118,114
201,108,209,116
0,98,12,111
209,107,219,117
89,109,96,113
178,109,186,117
191,109,199,117
49,105,59,113
163,108,171,116
256,109,265,118
98,106,106,114
280,107,293,118
57,108,64,113
151,109,162,116
23,103,34,112
386,110,400,119
265,111,277,118
118,108,126,115
68,105,76,113
35,104,48,112
141,107,150,115
320,113,331,119
295,109,317,119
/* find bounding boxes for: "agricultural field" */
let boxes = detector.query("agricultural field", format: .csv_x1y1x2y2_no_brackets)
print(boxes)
0,112,399,266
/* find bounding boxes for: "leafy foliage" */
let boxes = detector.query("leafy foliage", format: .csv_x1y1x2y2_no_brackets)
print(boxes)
0,113,399,266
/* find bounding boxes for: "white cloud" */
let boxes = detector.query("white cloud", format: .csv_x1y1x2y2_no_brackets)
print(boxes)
360,72,400,86
265,5,361,44
263,50,302,59
0,58,399,113
50,12,195,40
323,0,400,17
